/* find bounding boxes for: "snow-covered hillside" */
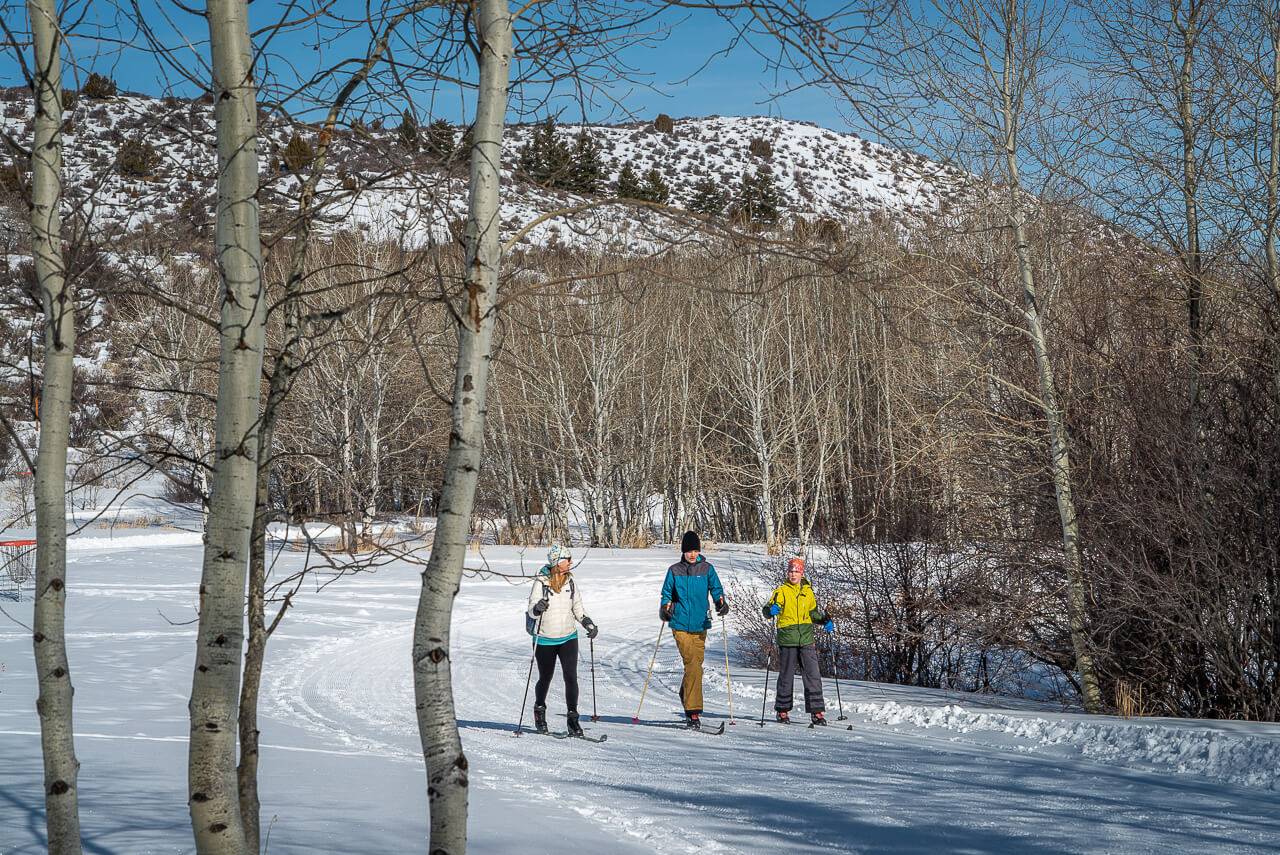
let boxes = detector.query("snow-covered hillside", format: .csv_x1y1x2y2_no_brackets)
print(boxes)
539,115,966,218
0,88,970,251
2,517,1277,853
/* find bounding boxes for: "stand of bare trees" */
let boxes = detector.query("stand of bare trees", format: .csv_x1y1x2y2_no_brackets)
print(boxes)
4,0,1280,852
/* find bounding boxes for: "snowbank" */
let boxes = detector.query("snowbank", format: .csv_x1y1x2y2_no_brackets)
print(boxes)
66,531,203,551
854,700,1280,791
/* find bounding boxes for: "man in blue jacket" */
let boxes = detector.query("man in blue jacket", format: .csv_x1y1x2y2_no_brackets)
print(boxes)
660,530,729,728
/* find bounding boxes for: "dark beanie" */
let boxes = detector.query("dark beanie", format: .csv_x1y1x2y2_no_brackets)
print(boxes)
680,530,701,553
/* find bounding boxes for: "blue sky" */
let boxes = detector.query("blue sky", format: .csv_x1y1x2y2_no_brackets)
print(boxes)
0,2,852,131
573,16,846,126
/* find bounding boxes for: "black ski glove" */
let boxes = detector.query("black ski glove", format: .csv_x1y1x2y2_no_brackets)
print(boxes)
715,597,730,617
582,617,599,639
532,596,549,616
659,602,674,622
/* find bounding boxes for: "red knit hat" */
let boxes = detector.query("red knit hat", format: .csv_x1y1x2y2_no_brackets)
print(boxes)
786,557,805,575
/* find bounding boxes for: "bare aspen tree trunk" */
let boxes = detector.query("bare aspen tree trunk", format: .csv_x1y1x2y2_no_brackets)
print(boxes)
1000,101,1103,713
896,0,1104,712
1008,209,1103,713
412,2,512,852
237,465,271,855
491,393,526,533
189,2,265,852
27,2,83,851
1174,1,1207,421
1261,5,1280,398
752,400,779,548
235,15,426,835
237,266,302,855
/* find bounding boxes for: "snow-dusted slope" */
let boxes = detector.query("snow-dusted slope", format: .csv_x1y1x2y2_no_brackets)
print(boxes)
538,115,967,219
1,532,1277,853
0,89,970,252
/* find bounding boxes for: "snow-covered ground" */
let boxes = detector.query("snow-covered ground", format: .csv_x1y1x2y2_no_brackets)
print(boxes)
2,535,1279,853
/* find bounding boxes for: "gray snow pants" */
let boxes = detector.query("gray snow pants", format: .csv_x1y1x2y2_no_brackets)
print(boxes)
775,644,825,713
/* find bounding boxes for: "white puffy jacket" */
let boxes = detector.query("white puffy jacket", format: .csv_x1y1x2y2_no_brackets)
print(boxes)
527,568,588,640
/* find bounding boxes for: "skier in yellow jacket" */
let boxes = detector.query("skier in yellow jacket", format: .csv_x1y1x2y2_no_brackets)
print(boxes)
763,556,833,725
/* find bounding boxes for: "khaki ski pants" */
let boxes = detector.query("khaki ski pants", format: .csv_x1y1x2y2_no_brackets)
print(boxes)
672,629,708,714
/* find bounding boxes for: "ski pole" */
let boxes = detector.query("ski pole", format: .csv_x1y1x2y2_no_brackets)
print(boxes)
758,657,771,727
721,614,735,725
590,636,599,722
515,632,539,736
515,593,546,737
760,596,779,727
831,638,847,721
632,621,666,723
814,580,849,722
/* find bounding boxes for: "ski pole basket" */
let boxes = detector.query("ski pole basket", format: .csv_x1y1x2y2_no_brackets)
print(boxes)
0,539,36,601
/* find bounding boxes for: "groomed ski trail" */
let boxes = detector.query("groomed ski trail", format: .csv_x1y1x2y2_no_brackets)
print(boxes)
253,548,1280,854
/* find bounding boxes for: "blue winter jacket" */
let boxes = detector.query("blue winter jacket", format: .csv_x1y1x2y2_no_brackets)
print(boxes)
660,556,725,632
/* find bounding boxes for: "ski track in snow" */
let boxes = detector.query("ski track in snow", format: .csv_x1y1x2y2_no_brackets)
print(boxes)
260,576,738,854
4,539,1280,853
251,552,1280,853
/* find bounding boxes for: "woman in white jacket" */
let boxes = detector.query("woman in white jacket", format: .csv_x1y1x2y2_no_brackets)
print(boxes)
527,544,598,736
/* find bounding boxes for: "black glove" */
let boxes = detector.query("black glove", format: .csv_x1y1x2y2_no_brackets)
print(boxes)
715,597,730,617
582,617,599,639
659,602,674,622
532,596,549,616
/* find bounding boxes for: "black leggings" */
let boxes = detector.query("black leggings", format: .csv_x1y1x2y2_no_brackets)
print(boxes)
534,637,579,712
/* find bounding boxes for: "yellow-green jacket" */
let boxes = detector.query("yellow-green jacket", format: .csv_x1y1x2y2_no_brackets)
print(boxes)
763,579,828,647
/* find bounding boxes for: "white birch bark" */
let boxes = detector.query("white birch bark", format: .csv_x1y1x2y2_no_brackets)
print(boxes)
27,1,82,850
412,2,512,851
189,1,265,851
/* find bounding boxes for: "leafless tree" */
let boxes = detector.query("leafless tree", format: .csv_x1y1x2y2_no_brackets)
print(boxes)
411,3,513,850
24,0,83,850
1082,0,1234,425
187,2,269,851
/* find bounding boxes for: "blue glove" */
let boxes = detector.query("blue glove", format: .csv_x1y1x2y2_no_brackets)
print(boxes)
767,603,781,617
821,619,834,633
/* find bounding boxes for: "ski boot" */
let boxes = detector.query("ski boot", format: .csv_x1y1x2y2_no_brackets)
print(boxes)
811,711,828,726
567,711,585,738
686,712,702,730
533,704,549,735
776,710,791,724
